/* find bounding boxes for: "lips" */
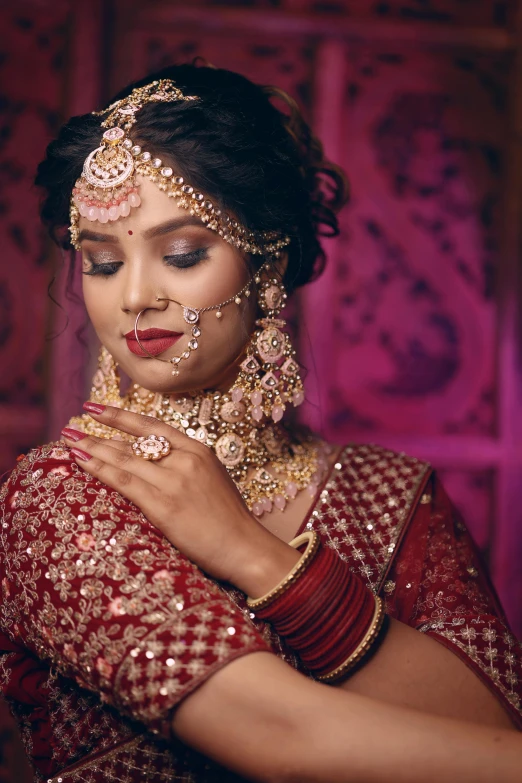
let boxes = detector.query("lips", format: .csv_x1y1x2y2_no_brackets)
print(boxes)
125,328,183,357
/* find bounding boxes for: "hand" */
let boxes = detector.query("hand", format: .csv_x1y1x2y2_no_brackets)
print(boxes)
61,405,300,597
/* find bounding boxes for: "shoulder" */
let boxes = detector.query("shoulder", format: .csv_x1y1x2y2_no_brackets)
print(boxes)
0,440,141,526
318,441,433,533
328,441,432,488
1,441,75,502
332,441,432,533
2,440,73,476
307,442,432,593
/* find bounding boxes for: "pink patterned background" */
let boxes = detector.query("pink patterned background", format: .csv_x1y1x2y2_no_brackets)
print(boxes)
0,0,521,650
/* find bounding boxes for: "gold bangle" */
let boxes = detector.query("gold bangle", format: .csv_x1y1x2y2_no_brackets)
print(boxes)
317,596,386,683
246,531,321,611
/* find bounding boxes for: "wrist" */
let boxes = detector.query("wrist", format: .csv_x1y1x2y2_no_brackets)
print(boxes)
231,519,301,598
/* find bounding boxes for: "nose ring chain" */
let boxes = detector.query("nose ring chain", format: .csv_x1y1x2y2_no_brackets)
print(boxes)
133,261,269,375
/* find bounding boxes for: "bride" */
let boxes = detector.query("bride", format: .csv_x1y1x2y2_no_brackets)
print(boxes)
0,63,521,783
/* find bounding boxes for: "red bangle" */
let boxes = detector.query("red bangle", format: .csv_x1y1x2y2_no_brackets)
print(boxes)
276,548,348,635
250,532,387,680
297,574,373,673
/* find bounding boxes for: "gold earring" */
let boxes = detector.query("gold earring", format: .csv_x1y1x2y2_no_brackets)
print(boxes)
66,346,128,439
89,345,122,405
67,345,165,439
230,270,305,423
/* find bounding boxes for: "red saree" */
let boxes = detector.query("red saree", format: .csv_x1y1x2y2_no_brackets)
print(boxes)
0,441,520,782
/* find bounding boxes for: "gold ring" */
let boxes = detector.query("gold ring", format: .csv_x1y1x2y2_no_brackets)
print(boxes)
132,434,171,461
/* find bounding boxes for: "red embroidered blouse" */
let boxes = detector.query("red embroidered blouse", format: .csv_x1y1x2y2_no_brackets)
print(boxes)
0,441,520,782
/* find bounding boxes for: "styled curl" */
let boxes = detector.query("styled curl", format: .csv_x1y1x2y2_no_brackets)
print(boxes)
36,62,349,293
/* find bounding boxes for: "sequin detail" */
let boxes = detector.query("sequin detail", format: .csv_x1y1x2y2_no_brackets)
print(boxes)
2,443,521,782
0,441,268,781
301,444,429,593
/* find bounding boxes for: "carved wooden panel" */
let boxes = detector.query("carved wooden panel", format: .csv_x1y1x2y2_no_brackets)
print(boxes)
155,0,514,27
118,27,316,117
296,1,514,26
325,46,507,437
0,3,71,474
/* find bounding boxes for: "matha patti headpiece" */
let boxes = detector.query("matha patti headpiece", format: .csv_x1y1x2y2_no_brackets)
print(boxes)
69,79,290,257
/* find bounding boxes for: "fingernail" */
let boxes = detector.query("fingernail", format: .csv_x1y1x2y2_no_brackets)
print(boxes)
71,448,91,462
83,402,106,415
61,427,87,442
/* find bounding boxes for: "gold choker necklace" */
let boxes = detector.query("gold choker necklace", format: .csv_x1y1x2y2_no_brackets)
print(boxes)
69,375,330,517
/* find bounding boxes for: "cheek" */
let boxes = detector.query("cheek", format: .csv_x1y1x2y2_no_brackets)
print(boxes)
204,300,256,358
82,280,115,331
188,247,252,309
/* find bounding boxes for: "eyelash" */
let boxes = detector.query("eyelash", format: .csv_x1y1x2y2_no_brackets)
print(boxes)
83,248,209,277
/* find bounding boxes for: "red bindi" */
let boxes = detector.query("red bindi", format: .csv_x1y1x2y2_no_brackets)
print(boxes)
128,230,133,235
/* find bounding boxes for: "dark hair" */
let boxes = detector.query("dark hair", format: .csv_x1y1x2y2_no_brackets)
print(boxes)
36,62,349,292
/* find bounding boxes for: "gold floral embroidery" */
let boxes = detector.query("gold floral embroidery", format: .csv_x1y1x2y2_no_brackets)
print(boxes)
3,441,519,782
303,444,430,594
418,619,521,713
412,486,522,721
0,442,268,739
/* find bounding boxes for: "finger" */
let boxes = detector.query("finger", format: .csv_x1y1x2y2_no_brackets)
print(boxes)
69,447,155,509
61,428,133,454
64,432,167,486
82,402,193,449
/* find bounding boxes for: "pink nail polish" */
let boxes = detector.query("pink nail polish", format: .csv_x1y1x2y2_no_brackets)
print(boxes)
83,402,106,415
71,448,91,462
61,427,87,442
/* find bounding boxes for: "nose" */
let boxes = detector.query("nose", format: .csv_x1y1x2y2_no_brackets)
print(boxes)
120,259,167,317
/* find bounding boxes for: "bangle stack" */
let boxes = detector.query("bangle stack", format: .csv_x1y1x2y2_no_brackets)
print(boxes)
247,531,387,682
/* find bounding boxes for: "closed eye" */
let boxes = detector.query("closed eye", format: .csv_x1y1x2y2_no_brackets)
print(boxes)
164,247,209,269
82,260,123,277
82,248,210,278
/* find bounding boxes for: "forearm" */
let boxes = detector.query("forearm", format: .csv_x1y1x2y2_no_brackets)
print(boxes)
172,651,522,783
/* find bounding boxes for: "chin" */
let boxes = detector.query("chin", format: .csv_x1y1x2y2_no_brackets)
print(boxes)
126,363,216,395
114,345,238,394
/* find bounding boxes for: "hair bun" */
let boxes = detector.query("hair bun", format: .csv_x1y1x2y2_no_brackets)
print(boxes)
262,85,350,237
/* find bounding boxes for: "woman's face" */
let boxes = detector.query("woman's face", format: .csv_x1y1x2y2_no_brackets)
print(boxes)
78,176,259,394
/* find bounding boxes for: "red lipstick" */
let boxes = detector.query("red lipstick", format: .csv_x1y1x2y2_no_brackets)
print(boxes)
125,328,183,357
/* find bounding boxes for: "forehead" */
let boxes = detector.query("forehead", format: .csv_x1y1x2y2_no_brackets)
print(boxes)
77,176,210,241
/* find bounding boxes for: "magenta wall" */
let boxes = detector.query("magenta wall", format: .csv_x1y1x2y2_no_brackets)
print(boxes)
1,0,521,637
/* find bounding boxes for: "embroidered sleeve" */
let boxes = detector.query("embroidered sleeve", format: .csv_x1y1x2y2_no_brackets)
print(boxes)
0,443,269,737
385,473,522,728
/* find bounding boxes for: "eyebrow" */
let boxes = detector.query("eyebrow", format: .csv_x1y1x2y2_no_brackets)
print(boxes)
77,216,206,244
